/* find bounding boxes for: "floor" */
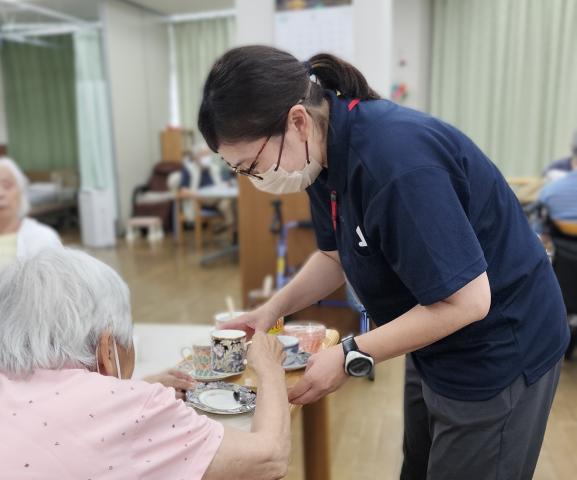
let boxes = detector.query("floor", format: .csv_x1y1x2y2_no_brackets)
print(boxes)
75,234,577,480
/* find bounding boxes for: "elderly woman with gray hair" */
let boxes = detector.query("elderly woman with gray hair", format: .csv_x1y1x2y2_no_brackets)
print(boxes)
0,248,290,479
0,157,198,400
0,157,61,267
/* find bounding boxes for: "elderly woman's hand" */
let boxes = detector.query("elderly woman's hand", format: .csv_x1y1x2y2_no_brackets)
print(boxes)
247,332,285,377
142,369,196,400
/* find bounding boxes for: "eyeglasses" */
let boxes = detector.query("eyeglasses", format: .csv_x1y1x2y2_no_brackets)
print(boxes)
221,136,270,181
221,99,308,180
221,131,287,182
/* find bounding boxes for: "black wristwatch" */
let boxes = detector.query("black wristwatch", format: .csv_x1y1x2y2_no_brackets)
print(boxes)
341,335,374,377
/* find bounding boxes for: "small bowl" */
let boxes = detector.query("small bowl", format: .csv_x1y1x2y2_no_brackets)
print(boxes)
214,311,246,330
276,335,300,363
276,335,300,354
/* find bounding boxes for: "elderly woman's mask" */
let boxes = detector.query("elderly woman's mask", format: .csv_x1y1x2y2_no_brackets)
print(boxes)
96,339,123,380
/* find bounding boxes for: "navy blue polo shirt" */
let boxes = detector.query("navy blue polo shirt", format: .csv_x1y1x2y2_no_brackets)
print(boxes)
307,91,569,401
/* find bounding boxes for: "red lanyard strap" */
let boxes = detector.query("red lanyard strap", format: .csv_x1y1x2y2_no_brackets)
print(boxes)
331,190,337,231
329,100,356,233
348,98,360,111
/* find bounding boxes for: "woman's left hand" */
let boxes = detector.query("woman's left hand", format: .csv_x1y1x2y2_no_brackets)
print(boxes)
143,369,196,400
288,345,348,405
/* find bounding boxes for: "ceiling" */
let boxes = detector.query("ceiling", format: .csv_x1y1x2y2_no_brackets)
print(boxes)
125,0,234,16
0,0,234,40
0,0,100,25
0,0,234,26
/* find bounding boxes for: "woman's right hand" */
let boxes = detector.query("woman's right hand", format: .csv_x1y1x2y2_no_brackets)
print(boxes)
247,331,285,377
219,305,278,337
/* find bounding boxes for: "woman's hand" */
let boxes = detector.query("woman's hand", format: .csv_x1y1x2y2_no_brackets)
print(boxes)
288,345,348,405
220,304,278,338
142,369,196,400
247,331,285,377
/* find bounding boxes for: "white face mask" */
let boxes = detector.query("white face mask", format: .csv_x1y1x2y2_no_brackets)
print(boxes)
249,154,322,194
96,338,123,380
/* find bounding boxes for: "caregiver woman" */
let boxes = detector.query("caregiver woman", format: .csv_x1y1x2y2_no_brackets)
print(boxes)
199,46,569,480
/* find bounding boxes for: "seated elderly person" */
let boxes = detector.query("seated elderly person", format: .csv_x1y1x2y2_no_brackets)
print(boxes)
0,157,61,267
0,249,290,479
179,146,234,227
0,158,192,399
542,130,577,182
538,167,577,224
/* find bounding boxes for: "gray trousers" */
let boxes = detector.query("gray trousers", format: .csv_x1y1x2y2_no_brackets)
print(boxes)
400,355,562,480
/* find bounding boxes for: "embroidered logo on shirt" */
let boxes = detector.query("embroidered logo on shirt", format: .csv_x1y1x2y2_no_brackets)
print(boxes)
356,226,368,247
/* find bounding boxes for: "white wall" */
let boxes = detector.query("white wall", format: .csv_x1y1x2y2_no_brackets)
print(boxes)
235,0,392,97
101,0,170,227
0,67,7,145
354,0,392,97
391,0,432,111
236,0,274,45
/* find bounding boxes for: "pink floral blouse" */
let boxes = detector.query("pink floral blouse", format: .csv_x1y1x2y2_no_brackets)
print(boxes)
0,368,224,479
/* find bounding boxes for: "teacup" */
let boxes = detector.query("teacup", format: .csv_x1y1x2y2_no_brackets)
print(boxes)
276,335,300,363
211,329,247,374
214,311,245,330
181,341,212,377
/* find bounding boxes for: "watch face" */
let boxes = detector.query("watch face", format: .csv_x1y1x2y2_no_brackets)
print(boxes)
348,357,373,377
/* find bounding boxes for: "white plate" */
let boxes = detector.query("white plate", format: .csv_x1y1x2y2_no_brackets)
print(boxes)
283,351,311,371
186,382,256,415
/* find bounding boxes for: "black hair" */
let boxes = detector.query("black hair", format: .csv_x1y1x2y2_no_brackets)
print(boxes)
198,45,380,152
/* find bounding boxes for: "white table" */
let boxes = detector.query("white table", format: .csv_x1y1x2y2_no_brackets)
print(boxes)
132,323,338,479
132,323,252,430
196,183,239,200
173,183,239,265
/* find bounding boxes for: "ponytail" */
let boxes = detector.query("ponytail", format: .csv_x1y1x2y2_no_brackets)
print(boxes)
308,53,380,100
198,46,379,152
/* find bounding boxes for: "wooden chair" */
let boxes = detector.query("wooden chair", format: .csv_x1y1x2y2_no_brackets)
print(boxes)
174,189,224,256
132,161,181,231
554,220,577,237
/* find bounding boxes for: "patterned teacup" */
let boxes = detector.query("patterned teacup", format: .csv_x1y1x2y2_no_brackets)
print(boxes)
276,335,300,363
181,342,212,377
211,329,247,374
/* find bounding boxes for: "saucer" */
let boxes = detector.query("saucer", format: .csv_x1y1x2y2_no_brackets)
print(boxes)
177,360,242,382
283,351,311,371
186,382,256,415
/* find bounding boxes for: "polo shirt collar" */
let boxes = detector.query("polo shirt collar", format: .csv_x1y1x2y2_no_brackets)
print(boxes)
325,90,354,194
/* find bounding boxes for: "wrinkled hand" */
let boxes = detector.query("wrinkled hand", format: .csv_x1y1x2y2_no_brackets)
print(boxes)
247,331,285,377
219,305,277,339
143,369,196,400
288,346,348,405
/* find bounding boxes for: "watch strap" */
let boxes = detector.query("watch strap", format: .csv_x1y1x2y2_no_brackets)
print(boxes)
341,335,359,356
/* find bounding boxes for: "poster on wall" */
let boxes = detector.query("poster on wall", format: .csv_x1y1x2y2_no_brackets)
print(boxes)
274,0,354,62
276,0,351,10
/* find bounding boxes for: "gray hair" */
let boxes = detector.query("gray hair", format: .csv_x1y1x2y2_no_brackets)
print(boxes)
0,248,133,377
0,156,30,218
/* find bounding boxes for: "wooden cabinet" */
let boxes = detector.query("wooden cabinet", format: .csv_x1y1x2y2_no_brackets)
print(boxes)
160,128,194,162
237,176,358,334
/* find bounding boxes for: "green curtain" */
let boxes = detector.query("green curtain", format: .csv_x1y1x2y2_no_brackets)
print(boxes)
1,35,78,171
173,16,235,130
430,0,577,177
